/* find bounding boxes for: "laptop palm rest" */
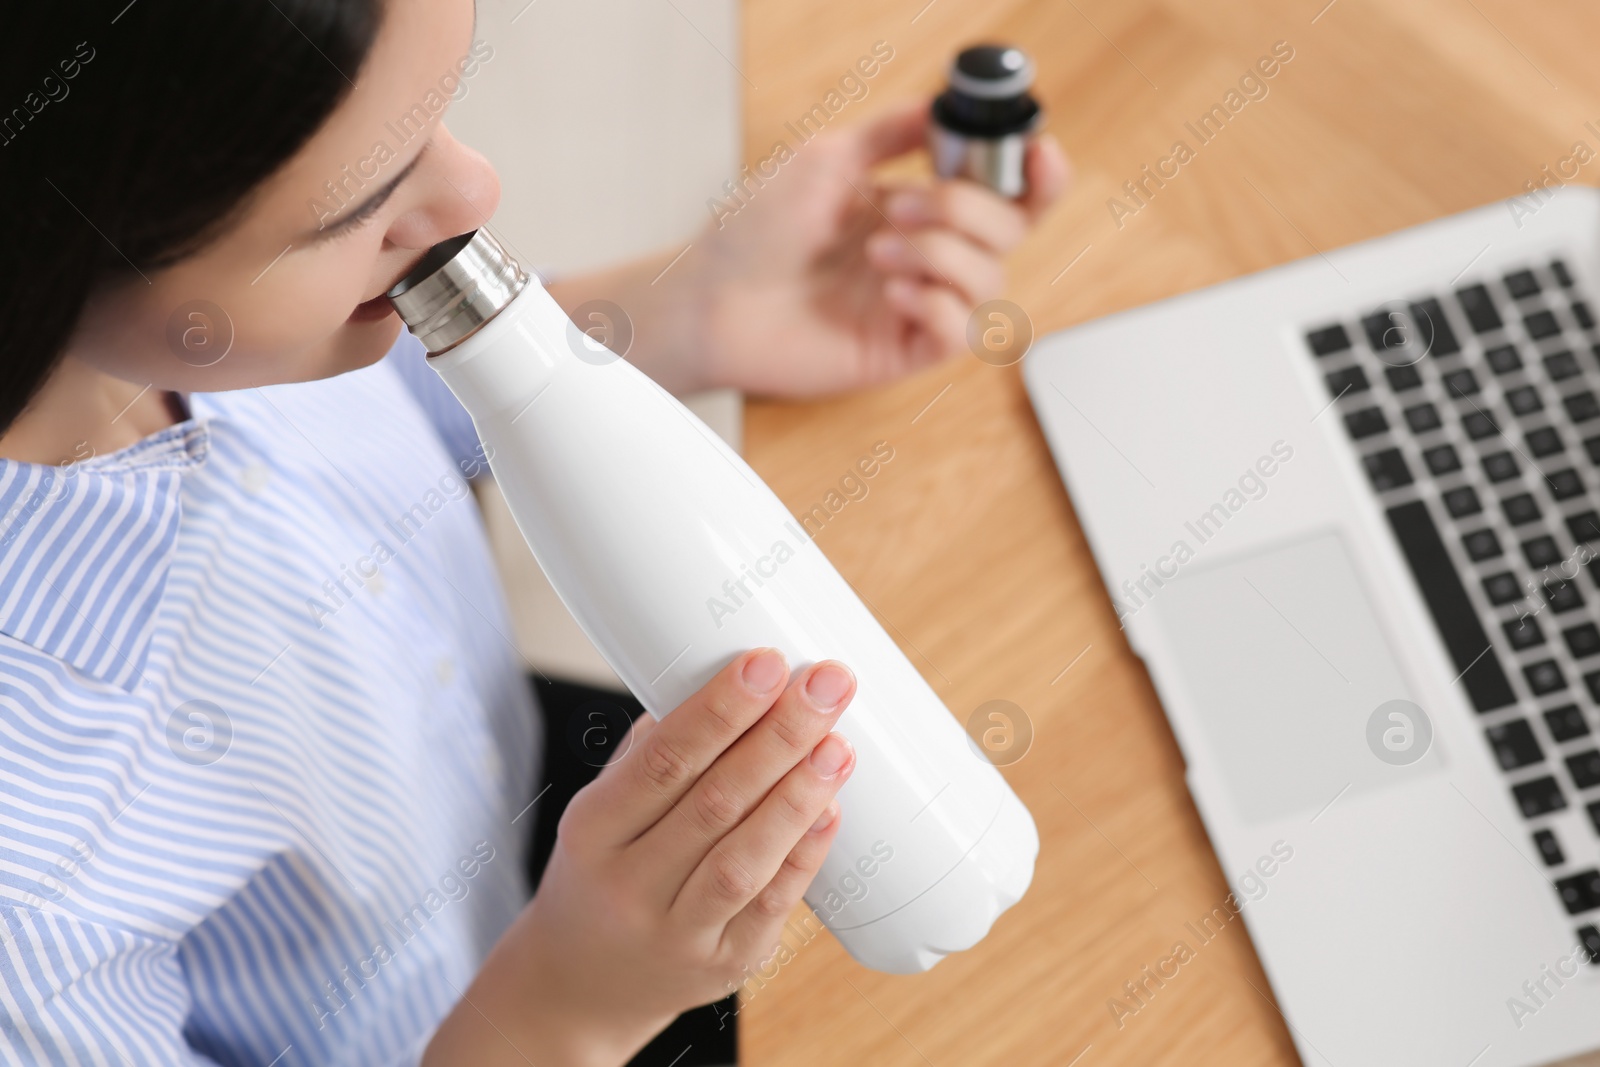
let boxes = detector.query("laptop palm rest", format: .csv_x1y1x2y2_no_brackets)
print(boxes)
1153,529,1444,824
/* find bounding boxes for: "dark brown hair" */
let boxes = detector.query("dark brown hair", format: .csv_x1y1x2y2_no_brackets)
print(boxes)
0,0,383,430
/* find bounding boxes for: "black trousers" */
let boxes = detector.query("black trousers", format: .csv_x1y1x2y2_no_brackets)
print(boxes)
525,676,739,1066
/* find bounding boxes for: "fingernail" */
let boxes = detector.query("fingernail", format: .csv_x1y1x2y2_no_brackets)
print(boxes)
886,191,929,223
805,663,854,711
810,733,853,777
883,276,919,306
743,648,786,693
809,803,838,833
866,231,905,264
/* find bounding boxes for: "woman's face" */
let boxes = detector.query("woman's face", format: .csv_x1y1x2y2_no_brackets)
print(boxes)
70,0,497,393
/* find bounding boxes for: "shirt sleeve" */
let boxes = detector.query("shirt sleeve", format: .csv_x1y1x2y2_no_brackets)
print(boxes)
384,328,487,477
0,908,221,1065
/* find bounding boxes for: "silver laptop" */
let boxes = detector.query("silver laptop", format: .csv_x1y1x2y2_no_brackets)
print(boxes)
1024,189,1600,1066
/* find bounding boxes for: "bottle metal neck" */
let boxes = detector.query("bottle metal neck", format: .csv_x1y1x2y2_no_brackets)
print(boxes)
386,229,530,354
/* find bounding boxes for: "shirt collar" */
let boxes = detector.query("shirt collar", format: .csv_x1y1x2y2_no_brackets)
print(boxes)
0,418,211,692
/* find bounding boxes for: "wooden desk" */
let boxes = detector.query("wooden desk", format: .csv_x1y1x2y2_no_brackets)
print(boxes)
739,1,1600,1063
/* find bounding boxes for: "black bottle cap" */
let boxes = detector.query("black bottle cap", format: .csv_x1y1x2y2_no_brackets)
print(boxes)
932,44,1041,139
951,45,1034,99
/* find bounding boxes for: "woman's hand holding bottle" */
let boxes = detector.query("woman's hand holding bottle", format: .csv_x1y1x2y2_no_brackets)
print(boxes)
425,647,858,1067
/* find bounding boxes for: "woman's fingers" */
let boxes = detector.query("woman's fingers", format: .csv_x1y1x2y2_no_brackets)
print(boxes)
669,731,855,931
1021,133,1073,223
722,799,840,958
882,180,1027,257
866,227,1005,308
873,131,1071,259
570,647,791,847
596,710,655,774
846,95,934,171
884,277,971,365
632,661,856,902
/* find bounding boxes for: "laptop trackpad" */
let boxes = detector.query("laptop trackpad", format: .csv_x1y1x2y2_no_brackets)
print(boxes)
1153,529,1443,824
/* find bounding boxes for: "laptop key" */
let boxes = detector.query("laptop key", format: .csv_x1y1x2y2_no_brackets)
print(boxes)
1364,449,1412,492
1546,350,1582,381
1516,776,1569,817
1503,493,1542,525
1527,427,1564,457
1546,704,1591,742
1489,719,1546,769
1463,411,1502,439
1523,536,1561,567
1557,870,1600,914
1553,260,1575,288
1444,368,1481,397
1581,926,1600,965
1586,436,1600,465
1306,324,1352,356
1409,297,1461,357
1565,624,1600,659
1575,302,1596,331
1470,530,1518,566
1568,511,1600,544
1549,469,1586,500
1386,364,1423,393
1482,451,1519,482
1458,284,1503,333
1544,578,1585,613
1404,402,1441,433
1524,659,1568,695
1568,750,1600,790
1463,528,1502,561
1344,407,1389,440
1507,385,1544,415
1483,572,1523,605
1444,486,1482,517
1506,615,1545,650
1424,445,1461,475
1566,391,1600,423
1386,501,1517,712
1325,365,1369,399
1362,310,1406,352
1591,800,1600,836
1535,828,1566,866
1505,270,1541,299
1486,344,1523,374
1527,310,1563,340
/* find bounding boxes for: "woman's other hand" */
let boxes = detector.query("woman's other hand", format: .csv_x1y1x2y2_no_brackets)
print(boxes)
690,96,1071,397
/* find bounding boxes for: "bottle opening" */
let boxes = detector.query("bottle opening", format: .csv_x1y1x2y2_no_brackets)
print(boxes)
387,231,477,301
386,228,529,354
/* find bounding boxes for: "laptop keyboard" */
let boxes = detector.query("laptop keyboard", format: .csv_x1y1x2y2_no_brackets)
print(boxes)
1305,259,1600,964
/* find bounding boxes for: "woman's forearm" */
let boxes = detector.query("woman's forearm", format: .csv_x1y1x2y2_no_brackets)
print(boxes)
545,243,719,396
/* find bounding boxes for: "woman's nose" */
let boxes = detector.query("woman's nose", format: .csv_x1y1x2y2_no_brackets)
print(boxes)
385,122,502,250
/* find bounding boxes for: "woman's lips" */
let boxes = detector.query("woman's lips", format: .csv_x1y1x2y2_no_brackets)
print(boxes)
349,293,396,323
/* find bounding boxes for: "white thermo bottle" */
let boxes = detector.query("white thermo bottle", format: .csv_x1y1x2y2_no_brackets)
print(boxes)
386,229,1038,973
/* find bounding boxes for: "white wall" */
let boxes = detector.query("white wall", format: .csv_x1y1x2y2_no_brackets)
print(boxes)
447,0,743,688
448,0,741,274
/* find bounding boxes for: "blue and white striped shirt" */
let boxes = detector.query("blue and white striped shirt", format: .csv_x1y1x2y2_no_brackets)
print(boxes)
0,331,540,1065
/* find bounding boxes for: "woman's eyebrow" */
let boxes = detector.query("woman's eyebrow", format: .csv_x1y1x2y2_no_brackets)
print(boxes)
306,150,427,240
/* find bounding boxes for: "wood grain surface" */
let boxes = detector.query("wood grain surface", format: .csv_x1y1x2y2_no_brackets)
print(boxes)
736,1,1600,1064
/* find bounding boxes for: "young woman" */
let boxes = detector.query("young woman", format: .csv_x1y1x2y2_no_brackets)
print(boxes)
0,0,1067,1063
